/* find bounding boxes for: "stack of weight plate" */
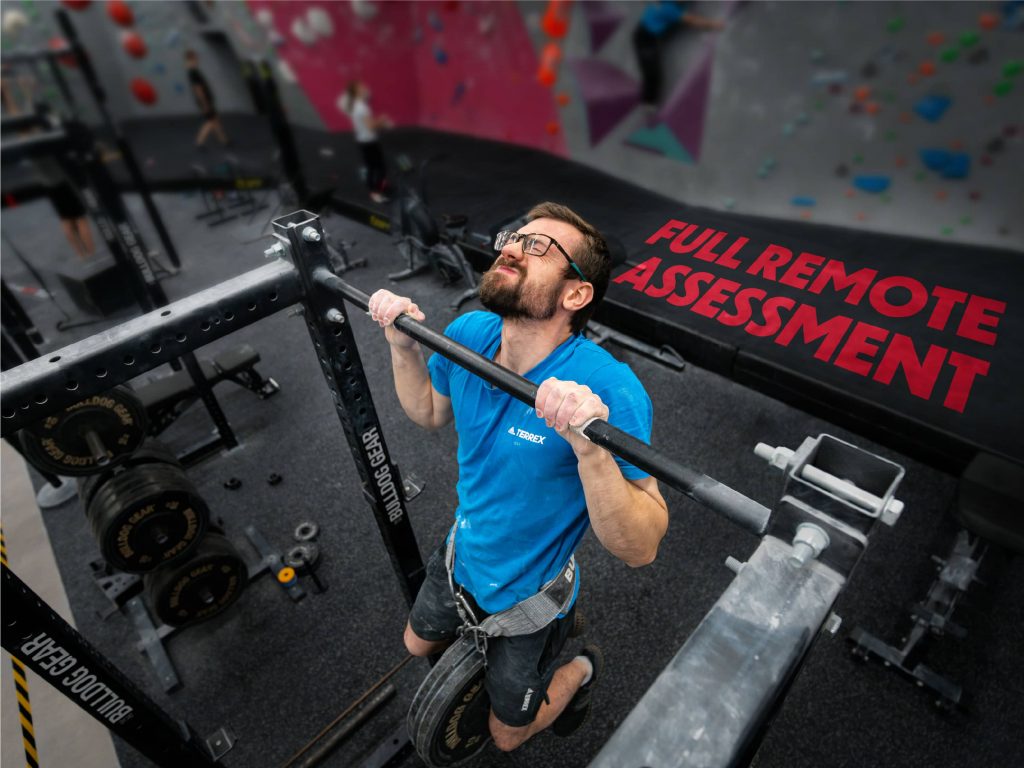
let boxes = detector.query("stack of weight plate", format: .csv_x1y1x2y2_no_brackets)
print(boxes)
78,440,249,627
18,385,251,629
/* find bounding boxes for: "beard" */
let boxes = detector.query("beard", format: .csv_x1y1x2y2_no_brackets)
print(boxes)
478,260,562,321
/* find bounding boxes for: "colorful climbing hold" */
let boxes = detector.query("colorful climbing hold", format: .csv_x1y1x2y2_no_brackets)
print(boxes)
107,0,133,27
926,31,944,46
852,175,890,193
887,17,904,33
791,196,817,207
918,61,936,76
941,47,959,63
122,31,146,59
130,77,157,105
985,136,1004,153
913,93,951,122
968,47,990,65
994,80,1013,96
1004,60,1023,78
866,101,881,115
959,31,979,47
854,84,871,101
921,148,951,171
978,12,999,30
556,92,570,107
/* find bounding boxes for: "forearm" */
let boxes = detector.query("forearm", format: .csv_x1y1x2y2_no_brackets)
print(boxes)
390,343,438,429
683,14,724,30
577,450,668,567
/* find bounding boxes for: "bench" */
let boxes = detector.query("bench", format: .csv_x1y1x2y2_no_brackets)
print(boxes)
135,344,279,436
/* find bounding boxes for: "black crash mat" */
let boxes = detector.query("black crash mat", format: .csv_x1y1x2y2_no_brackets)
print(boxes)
111,117,1023,471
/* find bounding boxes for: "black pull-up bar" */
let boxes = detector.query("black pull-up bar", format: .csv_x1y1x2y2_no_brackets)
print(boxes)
313,268,772,537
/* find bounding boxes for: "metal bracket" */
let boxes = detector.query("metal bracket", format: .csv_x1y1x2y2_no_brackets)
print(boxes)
401,470,425,501
204,725,236,761
125,596,181,692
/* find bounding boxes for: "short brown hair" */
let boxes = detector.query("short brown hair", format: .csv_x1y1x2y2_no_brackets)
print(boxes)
527,202,611,334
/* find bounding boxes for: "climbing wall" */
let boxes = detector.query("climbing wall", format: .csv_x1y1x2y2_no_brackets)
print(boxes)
556,0,1022,249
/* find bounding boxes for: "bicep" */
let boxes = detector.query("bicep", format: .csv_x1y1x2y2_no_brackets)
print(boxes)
429,386,453,429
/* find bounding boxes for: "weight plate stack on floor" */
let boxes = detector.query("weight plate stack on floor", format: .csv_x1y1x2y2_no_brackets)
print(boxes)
77,439,183,512
143,532,248,627
18,386,148,476
86,458,209,573
408,634,491,768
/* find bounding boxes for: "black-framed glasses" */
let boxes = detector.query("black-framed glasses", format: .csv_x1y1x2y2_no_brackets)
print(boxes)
493,230,588,282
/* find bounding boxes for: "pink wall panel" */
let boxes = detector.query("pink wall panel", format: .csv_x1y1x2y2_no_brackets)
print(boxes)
247,0,420,131
409,2,566,155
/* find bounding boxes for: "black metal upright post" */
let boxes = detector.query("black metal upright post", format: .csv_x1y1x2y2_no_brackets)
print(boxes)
258,60,310,204
55,9,182,270
278,211,424,606
2,565,221,767
65,124,239,453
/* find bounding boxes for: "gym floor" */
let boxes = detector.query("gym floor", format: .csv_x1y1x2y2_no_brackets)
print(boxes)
2,188,1022,768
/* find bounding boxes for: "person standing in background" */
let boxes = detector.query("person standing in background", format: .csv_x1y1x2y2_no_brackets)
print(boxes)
633,1,725,109
186,49,229,149
340,80,392,203
34,155,95,260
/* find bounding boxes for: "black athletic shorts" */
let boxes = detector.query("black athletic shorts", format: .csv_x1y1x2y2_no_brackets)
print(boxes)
408,542,577,727
48,181,85,220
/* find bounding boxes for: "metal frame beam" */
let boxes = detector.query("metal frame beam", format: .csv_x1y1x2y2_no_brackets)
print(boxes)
2,566,219,767
0,259,301,433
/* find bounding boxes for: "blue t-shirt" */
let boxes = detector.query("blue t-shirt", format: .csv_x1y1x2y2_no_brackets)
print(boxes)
640,1,689,36
428,311,653,613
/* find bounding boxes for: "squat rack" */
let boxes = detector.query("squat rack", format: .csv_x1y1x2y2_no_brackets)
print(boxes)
0,113,239,464
1,210,903,767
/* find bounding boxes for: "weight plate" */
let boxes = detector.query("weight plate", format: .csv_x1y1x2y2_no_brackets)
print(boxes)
88,462,209,573
408,634,491,767
144,532,248,627
20,386,147,477
294,521,319,541
283,543,319,572
77,439,182,512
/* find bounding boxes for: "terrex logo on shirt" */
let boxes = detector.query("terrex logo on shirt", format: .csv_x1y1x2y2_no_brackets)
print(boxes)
507,426,546,444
